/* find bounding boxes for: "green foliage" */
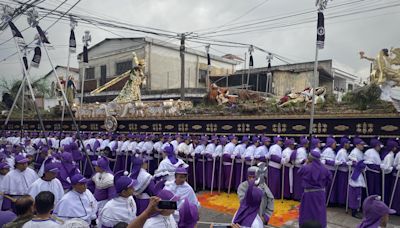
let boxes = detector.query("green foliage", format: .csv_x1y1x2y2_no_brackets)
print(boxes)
342,84,382,110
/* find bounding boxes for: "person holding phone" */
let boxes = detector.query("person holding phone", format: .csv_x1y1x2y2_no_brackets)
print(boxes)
142,189,179,228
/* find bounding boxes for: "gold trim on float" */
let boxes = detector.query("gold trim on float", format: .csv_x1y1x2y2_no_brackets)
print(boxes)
118,125,126,130
292,125,306,131
140,125,149,129
165,125,174,130
381,125,399,132
192,125,202,130
221,125,233,131
334,125,349,131
100,125,106,129
254,125,267,131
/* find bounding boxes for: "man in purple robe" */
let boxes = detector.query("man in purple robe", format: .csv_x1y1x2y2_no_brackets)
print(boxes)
129,155,164,215
364,138,383,196
91,156,116,213
298,150,332,228
334,136,351,205
178,198,199,228
233,179,264,227
222,135,238,191
292,137,309,201
357,195,396,228
57,151,80,190
268,136,283,199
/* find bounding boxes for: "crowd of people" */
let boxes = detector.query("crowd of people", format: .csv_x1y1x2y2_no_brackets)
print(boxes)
0,131,399,228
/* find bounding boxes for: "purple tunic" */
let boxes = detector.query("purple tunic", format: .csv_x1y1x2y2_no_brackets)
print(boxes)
268,154,282,199
0,210,16,227
233,181,262,227
390,169,400,215
298,160,332,228
58,162,80,190
222,154,234,191
365,164,382,196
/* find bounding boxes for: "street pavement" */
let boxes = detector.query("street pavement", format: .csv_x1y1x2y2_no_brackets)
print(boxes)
197,206,400,228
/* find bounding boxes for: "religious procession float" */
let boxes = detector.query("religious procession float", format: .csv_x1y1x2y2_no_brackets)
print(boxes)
3,48,400,139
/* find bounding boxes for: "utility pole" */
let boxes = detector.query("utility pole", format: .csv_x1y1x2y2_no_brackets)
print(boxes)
180,33,186,100
309,0,330,141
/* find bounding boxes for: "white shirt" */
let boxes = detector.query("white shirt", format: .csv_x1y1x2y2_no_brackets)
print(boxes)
214,144,224,157
177,142,190,154
194,144,206,155
128,141,138,152
394,152,400,168
282,147,294,164
223,142,236,155
143,214,177,228
100,139,110,150
120,140,131,152
269,144,282,158
348,148,366,188
233,144,247,157
381,152,394,174
28,178,64,204
205,143,216,155
142,141,154,154
364,148,382,165
22,218,62,228
321,147,336,162
295,147,308,165
243,145,257,158
0,168,38,195
54,189,98,223
335,148,349,171
99,196,137,227
153,141,163,153
164,181,200,209
254,145,268,159
155,158,188,181
170,140,179,153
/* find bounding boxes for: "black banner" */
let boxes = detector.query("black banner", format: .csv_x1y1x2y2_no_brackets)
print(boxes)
69,29,76,53
36,25,50,44
31,46,41,68
83,46,89,63
317,12,325,49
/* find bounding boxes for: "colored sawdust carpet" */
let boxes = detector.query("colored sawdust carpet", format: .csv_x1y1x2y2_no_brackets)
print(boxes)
197,192,299,227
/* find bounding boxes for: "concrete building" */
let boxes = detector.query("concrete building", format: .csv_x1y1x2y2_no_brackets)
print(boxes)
77,37,239,102
212,59,359,100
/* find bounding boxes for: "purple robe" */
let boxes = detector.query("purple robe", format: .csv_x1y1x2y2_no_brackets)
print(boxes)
390,169,400,215
0,211,16,227
293,166,303,201
233,181,263,227
58,162,80,190
298,160,332,228
336,167,349,205
366,164,382,196
268,154,282,199
223,154,234,191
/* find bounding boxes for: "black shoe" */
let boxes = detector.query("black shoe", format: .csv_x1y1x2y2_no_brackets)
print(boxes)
351,210,363,219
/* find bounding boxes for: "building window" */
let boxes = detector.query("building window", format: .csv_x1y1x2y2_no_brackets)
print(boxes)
116,61,132,75
348,84,353,91
85,67,95,80
199,69,207,83
100,65,107,86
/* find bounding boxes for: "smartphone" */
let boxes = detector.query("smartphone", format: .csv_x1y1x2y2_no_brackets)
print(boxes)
158,200,177,210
